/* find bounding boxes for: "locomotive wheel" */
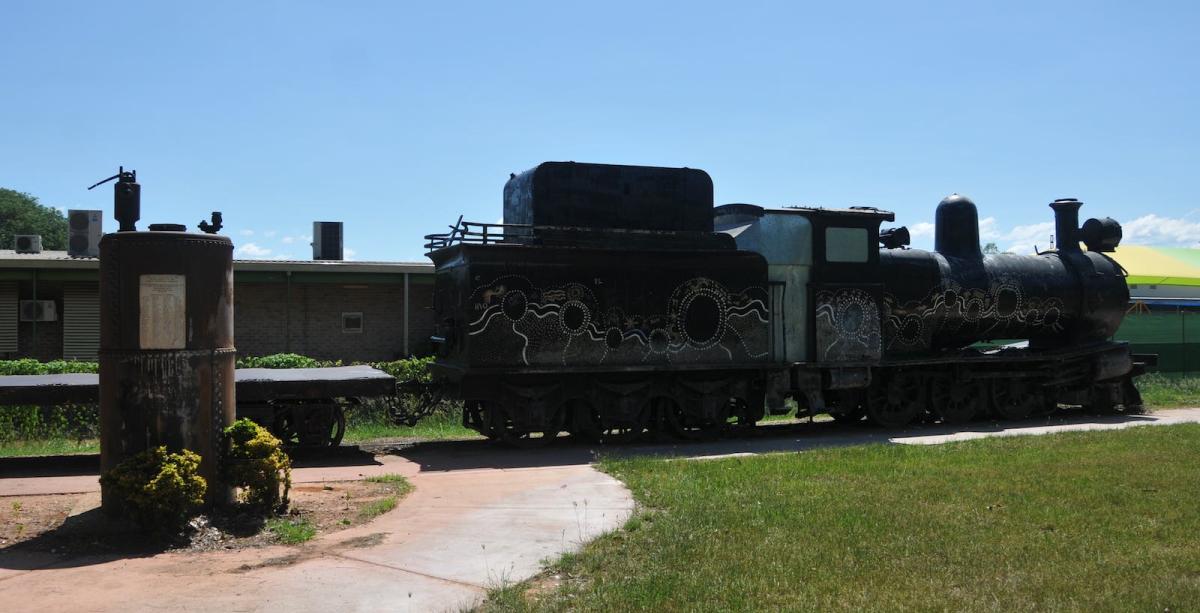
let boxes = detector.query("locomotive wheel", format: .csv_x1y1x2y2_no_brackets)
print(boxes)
487,402,564,448
273,400,346,447
929,377,983,424
990,379,1039,421
866,374,923,428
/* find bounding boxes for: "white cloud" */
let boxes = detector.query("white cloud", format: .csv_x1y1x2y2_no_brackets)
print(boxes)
264,230,277,238
908,221,935,238
301,234,312,242
343,248,357,261
978,216,1000,240
280,236,295,244
239,229,254,237
235,243,272,259
1001,221,1055,255
275,252,295,260
1121,214,1200,248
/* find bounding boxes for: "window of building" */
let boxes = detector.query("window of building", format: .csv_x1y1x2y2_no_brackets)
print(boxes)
342,312,363,333
825,227,869,263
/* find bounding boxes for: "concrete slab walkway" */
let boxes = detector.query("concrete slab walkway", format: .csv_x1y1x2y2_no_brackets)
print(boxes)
0,457,631,612
2,408,1198,612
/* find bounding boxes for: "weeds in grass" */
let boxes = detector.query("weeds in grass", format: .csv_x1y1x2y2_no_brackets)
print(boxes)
358,496,398,520
267,517,316,544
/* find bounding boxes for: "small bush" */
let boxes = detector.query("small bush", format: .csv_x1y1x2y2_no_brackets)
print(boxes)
223,418,292,510
99,446,206,529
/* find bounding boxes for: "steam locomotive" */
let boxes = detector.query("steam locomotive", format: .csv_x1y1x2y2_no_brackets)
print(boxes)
424,162,1146,444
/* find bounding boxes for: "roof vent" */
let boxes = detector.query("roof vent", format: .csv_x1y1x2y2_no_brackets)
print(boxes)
14,234,43,254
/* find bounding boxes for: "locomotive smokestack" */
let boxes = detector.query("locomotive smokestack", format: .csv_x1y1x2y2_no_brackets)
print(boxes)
1049,198,1082,253
934,194,982,260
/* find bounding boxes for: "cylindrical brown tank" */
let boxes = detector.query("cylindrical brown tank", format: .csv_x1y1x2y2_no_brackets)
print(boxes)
99,230,235,510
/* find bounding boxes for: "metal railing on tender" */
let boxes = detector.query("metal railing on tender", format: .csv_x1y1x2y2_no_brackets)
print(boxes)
424,215,532,253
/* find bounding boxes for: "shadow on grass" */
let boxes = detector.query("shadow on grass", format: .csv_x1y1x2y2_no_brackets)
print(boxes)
389,408,1161,472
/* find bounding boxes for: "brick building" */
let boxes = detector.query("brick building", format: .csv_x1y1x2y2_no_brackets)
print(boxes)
0,251,435,362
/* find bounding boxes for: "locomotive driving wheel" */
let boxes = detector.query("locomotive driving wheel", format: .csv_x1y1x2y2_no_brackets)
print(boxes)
989,379,1041,421
929,377,983,424
866,373,923,428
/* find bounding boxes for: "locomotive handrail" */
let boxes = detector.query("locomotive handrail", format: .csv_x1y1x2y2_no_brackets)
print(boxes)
424,217,531,252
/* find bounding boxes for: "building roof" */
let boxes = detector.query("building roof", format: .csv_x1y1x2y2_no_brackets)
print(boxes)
0,250,432,274
1109,245,1200,288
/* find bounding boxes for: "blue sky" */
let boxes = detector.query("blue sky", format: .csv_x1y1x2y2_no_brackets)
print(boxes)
2,1,1197,260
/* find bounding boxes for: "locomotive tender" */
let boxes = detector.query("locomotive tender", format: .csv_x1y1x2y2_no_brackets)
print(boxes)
425,162,1145,444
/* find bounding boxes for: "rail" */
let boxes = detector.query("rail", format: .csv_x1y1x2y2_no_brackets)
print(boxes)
424,216,531,252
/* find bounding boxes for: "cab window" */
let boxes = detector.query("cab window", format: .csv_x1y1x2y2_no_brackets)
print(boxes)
825,227,868,263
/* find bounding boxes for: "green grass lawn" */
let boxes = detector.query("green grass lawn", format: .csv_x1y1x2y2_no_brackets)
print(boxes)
343,410,479,443
485,424,1200,611
1136,372,1200,408
0,437,99,458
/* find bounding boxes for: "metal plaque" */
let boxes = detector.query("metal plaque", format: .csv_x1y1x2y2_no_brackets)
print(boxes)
139,274,186,349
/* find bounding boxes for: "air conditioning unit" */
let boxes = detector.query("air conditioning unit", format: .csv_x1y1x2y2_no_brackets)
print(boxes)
14,235,42,254
312,221,343,260
68,209,103,257
19,300,57,322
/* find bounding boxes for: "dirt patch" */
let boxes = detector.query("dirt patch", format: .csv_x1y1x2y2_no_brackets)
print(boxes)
0,494,77,548
0,479,409,555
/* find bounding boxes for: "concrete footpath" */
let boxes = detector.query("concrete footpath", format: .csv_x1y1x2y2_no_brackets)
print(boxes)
1,408,1198,612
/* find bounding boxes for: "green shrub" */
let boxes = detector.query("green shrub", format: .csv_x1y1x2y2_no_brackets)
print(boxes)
236,353,340,369
369,356,434,384
99,446,206,529
0,358,97,375
223,418,292,510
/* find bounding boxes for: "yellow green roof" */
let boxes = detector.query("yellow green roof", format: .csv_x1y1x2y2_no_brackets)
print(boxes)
1110,245,1200,287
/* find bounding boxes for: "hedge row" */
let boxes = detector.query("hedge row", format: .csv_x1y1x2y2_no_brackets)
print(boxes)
0,354,437,442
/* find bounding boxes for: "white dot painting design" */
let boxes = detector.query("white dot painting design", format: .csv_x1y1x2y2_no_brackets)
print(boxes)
466,275,770,366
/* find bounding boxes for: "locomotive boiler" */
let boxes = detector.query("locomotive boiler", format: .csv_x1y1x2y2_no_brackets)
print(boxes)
425,162,1147,444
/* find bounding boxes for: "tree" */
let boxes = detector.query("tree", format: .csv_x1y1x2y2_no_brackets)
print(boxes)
0,188,68,250
982,242,1000,255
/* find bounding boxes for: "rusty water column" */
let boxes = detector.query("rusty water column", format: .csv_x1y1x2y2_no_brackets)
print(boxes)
94,169,236,511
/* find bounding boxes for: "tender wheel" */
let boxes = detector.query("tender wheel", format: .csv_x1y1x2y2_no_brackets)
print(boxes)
273,400,346,447
599,400,651,444
487,401,564,448
830,390,867,424
990,379,1040,421
867,373,923,428
661,397,728,440
929,377,983,424
564,398,602,442
725,397,758,430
